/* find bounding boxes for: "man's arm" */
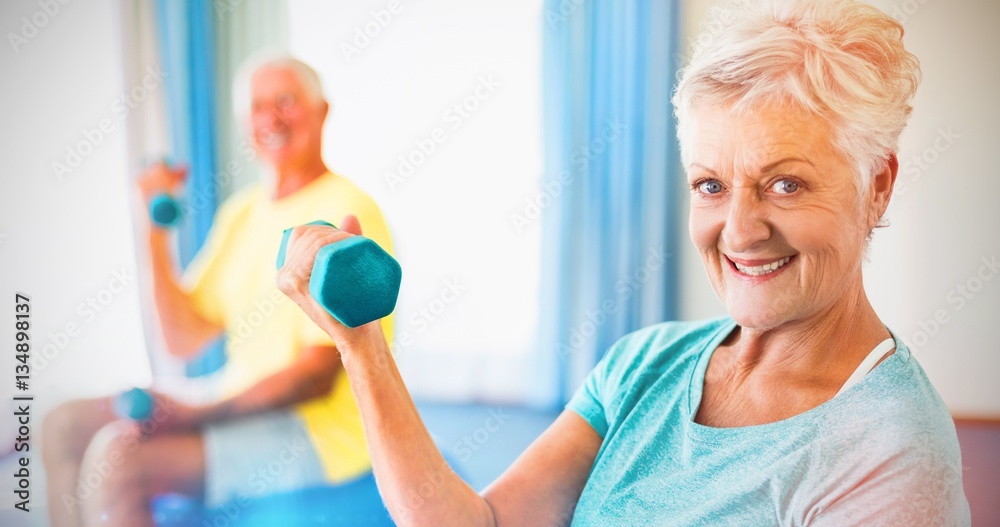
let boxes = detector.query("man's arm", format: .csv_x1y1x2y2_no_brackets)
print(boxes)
152,343,342,432
139,162,224,359
147,229,224,359
207,344,342,420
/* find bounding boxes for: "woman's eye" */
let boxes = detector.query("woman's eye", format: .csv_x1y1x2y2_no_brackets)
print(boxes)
697,180,724,195
772,179,799,194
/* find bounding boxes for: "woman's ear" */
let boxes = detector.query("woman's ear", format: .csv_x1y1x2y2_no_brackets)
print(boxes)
870,153,899,228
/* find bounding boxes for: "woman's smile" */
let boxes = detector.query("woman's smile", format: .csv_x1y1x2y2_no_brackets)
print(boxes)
725,254,796,280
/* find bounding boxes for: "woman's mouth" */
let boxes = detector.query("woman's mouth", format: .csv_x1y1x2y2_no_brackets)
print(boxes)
727,255,794,278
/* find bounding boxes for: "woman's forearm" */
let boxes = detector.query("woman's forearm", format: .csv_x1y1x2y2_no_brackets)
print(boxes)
148,229,221,358
274,222,496,526
339,327,495,527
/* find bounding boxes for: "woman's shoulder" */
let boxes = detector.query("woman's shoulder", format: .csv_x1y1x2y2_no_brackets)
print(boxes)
804,343,969,524
825,338,961,458
865,338,953,422
610,316,733,359
595,317,734,387
568,317,734,434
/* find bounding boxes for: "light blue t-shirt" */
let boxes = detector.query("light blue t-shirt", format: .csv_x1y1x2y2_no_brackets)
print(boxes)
567,317,970,526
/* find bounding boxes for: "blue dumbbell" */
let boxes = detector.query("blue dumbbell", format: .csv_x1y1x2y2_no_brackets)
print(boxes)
114,387,154,420
276,220,402,328
150,194,181,227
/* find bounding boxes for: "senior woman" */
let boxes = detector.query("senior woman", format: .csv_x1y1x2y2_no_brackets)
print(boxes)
278,0,970,525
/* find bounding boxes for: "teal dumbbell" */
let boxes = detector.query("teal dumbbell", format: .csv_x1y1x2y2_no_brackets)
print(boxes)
150,194,181,227
276,220,402,328
114,387,154,420
143,156,182,227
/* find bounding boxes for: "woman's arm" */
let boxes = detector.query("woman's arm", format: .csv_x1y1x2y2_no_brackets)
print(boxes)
276,219,603,527
483,411,602,527
806,434,970,527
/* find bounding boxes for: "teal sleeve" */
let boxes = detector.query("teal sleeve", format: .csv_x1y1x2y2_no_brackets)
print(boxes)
565,332,643,439
565,322,690,440
566,361,610,438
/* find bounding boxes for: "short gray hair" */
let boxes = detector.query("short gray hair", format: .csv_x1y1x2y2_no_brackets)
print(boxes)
673,0,921,185
231,52,326,125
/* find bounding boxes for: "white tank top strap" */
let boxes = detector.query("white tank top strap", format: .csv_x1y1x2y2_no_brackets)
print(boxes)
835,337,897,397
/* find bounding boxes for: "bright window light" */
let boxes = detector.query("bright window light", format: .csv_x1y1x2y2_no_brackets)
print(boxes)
288,0,544,401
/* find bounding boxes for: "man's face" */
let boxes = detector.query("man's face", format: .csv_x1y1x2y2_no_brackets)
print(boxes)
248,66,327,169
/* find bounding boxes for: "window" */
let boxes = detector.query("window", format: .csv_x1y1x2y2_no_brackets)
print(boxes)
289,0,544,401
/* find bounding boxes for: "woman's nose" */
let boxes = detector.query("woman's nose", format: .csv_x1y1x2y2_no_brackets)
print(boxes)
721,190,771,254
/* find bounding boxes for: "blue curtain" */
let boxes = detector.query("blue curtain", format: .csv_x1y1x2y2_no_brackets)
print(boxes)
533,0,682,407
154,0,225,376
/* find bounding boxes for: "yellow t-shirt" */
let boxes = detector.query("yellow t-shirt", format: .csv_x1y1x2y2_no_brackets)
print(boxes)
182,172,392,483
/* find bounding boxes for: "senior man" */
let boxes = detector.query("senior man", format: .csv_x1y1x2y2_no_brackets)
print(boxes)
42,56,393,527
277,1,969,526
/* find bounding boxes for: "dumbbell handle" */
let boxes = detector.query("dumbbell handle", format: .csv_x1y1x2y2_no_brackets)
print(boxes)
275,220,335,269
277,220,402,327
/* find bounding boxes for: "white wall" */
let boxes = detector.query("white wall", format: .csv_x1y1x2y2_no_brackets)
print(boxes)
0,3,152,399
0,0,156,519
677,0,1000,417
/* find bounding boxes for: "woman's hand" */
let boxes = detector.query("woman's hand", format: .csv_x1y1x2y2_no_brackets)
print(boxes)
274,214,599,526
275,215,387,355
137,160,187,205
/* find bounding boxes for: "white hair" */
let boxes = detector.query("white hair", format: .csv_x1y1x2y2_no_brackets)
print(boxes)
231,52,326,125
673,0,921,186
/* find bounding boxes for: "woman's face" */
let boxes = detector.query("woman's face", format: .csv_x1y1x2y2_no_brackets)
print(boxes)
686,104,874,330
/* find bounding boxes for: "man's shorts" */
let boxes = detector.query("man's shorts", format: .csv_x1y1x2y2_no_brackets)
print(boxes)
202,410,327,508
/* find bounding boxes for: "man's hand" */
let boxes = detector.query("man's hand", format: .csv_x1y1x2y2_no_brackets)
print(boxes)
140,390,220,434
137,161,187,205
